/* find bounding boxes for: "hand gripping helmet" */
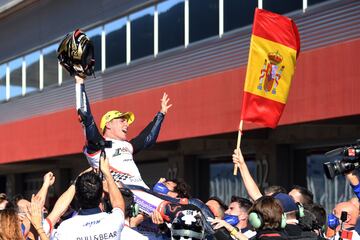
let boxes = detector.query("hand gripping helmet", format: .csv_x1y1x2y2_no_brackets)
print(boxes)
57,29,95,77
170,210,205,240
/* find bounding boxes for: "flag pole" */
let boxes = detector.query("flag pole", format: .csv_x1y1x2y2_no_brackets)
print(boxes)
233,120,243,175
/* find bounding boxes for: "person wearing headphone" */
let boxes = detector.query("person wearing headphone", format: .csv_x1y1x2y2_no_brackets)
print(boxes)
211,196,287,240
247,196,288,240
232,148,310,238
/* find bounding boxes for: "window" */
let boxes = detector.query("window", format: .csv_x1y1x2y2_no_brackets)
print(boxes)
224,0,257,32
105,18,127,68
25,51,40,94
130,7,155,61
263,0,302,14
43,44,59,87
9,58,22,99
158,0,184,52
87,27,102,72
210,160,257,204
189,0,218,43
308,0,331,6
0,64,6,101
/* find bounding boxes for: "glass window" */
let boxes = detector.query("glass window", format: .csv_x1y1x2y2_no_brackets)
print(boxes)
158,0,184,52
105,18,127,68
25,51,40,94
263,0,302,14
130,7,155,61
308,0,331,6
9,58,22,99
87,27,102,72
0,64,6,102
224,0,257,32
43,44,59,87
189,0,218,43
210,160,257,204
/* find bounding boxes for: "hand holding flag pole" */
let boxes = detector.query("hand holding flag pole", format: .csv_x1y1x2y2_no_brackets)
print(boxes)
233,120,243,175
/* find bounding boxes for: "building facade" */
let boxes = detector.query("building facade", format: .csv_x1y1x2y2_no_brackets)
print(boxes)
0,0,359,211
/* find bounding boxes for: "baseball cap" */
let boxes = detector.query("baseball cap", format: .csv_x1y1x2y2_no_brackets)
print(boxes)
273,193,297,213
100,110,135,133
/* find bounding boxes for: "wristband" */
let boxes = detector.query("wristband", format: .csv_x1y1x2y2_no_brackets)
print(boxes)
230,227,239,236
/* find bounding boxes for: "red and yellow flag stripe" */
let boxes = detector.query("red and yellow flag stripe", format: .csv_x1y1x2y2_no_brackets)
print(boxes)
241,8,300,128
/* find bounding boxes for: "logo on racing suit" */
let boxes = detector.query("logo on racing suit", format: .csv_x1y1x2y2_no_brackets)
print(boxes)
112,146,132,157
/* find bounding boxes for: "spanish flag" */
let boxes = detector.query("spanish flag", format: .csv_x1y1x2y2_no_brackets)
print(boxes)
241,8,300,128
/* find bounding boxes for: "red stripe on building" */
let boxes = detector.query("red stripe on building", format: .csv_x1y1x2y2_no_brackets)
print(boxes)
1,38,360,163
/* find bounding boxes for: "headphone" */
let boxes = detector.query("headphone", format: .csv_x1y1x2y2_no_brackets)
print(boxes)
296,202,305,219
248,211,287,229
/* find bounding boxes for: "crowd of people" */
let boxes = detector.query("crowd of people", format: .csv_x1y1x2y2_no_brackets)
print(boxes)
2,30,360,240
1,147,360,240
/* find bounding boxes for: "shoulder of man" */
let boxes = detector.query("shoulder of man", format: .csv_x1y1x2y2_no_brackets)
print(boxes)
110,207,125,219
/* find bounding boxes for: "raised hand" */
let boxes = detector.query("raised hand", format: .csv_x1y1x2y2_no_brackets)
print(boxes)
26,194,44,229
232,148,245,166
160,93,172,115
43,172,55,187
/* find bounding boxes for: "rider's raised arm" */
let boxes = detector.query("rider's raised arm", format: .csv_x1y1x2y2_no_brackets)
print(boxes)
130,93,172,154
75,76,104,163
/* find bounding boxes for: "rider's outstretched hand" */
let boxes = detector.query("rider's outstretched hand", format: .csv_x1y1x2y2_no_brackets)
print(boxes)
160,93,172,115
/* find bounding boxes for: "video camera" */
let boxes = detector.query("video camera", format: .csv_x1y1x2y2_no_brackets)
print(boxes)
323,140,360,179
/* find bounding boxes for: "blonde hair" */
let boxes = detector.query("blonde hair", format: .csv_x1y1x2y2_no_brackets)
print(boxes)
0,208,24,240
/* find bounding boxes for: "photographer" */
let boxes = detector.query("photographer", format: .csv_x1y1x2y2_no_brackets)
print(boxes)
323,141,360,239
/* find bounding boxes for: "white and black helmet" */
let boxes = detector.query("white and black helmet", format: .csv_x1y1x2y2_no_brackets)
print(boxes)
171,210,205,240
57,29,95,77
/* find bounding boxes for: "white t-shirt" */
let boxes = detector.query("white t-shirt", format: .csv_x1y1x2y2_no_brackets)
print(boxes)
85,138,148,188
121,225,149,240
135,218,170,240
51,208,124,240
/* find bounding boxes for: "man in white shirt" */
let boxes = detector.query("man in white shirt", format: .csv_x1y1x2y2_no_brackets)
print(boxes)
52,156,125,240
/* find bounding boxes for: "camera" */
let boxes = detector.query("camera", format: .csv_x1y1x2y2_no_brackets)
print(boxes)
323,141,360,179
